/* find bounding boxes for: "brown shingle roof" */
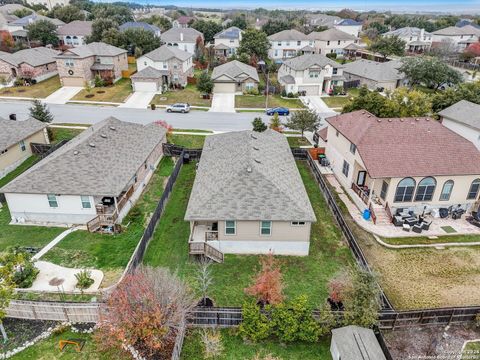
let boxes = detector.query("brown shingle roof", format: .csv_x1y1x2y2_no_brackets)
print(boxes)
326,110,480,178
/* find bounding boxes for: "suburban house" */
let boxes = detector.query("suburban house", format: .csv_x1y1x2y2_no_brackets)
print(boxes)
119,22,161,37
0,47,59,82
0,4,22,31
55,42,128,86
213,26,243,58
330,326,387,360
132,45,193,92
1,117,167,229
268,29,314,62
211,60,259,94
383,27,433,53
306,13,341,28
439,100,480,150
342,59,405,91
57,21,93,47
0,117,49,179
278,54,344,95
333,19,363,37
432,25,480,51
308,28,359,55
324,110,480,221
185,130,316,258
7,13,64,33
172,16,195,28
160,27,203,55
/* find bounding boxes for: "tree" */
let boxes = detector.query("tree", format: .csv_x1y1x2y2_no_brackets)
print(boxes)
366,22,388,34
88,18,119,43
196,71,213,94
99,28,123,48
400,56,463,90
269,113,283,132
143,15,172,32
191,19,222,43
261,20,292,36
237,28,270,62
369,35,406,59
201,329,224,359
230,15,247,30
91,3,133,24
252,117,267,132
285,109,320,138
121,28,161,56
30,99,54,123
51,4,85,23
195,258,213,306
0,258,14,342
431,81,480,113
245,253,284,306
26,20,58,46
12,8,33,18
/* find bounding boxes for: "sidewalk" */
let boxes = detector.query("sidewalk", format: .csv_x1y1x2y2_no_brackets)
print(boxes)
44,86,83,105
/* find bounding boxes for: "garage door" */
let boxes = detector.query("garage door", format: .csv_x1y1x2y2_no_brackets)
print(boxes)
214,82,235,93
298,85,320,96
133,81,158,92
62,77,84,86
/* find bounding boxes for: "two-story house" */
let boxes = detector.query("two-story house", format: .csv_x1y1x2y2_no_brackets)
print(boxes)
334,19,363,37
439,100,480,151
172,16,195,29
277,54,343,95
432,25,480,52
7,13,64,33
57,21,93,48
132,45,193,92
268,29,314,62
213,26,243,58
160,27,203,55
383,27,432,53
308,28,359,55
55,42,128,87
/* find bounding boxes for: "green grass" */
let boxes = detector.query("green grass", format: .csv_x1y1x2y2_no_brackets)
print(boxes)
151,85,211,107
236,94,305,109
181,329,332,360
382,234,480,246
287,136,311,148
72,78,132,103
0,156,38,189
167,133,206,148
173,129,213,133
463,341,480,360
49,127,84,143
0,76,61,99
143,161,353,306
321,89,360,109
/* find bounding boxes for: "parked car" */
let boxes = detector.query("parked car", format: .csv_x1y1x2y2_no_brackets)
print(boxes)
166,103,190,113
266,107,290,116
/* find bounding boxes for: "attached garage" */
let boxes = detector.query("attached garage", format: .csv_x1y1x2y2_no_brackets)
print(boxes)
213,82,236,93
62,77,84,86
132,80,160,92
298,85,320,96
130,67,163,93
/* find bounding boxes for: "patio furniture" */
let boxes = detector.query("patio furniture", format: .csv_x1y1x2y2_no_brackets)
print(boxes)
404,217,417,227
59,339,85,352
421,220,432,231
439,208,449,218
403,224,411,232
393,216,404,227
452,209,465,220
412,224,423,234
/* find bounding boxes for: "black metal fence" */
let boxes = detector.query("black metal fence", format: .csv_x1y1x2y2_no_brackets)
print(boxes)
163,143,202,159
31,139,69,159
343,80,361,90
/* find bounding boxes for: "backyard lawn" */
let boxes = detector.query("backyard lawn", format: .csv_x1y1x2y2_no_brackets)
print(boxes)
151,85,211,107
167,133,206,148
287,136,312,147
0,156,38,189
321,88,360,110
181,329,332,360
0,76,61,99
49,127,84,143
235,94,304,109
71,78,132,103
143,161,354,306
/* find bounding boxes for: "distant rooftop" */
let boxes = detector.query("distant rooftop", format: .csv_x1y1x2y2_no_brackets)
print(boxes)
438,100,480,131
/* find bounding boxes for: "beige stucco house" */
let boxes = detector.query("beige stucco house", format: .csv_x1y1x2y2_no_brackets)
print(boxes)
211,60,259,94
324,110,480,222
439,100,480,151
185,130,316,259
342,59,406,91
0,117,48,179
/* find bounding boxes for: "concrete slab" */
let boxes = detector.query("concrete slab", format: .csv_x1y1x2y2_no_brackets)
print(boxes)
120,91,157,109
210,93,235,113
44,87,83,104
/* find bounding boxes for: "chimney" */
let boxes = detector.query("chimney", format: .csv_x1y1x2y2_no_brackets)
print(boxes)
180,32,184,41
9,113,16,121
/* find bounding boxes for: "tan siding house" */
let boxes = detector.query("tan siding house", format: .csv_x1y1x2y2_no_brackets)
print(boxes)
211,60,259,94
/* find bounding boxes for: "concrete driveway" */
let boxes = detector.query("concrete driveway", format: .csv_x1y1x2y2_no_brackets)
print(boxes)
209,93,235,113
120,91,157,109
44,86,83,104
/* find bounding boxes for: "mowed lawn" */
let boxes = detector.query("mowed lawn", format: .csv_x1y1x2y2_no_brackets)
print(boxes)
151,85,211,107
72,78,132,103
235,94,305,109
321,88,360,110
143,161,353,306
49,127,85,143
0,76,61,98
167,133,206,148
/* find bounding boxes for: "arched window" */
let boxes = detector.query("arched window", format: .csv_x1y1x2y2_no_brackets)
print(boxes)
467,179,480,200
394,178,416,202
415,177,436,201
439,180,454,201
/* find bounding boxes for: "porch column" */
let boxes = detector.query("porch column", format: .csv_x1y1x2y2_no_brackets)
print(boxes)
367,178,376,206
114,197,119,214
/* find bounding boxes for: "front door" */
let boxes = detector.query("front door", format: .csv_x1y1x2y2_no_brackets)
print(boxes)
357,171,366,187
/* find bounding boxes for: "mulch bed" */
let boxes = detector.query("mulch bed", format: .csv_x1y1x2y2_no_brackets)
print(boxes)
0,318,58,353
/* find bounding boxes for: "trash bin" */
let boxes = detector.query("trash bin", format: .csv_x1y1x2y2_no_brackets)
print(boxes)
183,152,190,164
363,209,371,220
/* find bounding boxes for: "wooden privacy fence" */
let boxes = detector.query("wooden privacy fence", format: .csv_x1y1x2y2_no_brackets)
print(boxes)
171,321,187,360
31,139,68,158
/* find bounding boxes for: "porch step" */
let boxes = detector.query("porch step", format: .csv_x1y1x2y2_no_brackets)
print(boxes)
189,242,224,263
372,207,392,225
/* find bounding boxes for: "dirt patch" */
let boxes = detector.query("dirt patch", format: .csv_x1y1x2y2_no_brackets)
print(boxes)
100,268,124,288
85,94,95,98
0,318,57,353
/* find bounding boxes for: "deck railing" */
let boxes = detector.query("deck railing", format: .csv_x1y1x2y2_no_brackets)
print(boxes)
189,242,224,263
205,231,219,241
351,183,369,205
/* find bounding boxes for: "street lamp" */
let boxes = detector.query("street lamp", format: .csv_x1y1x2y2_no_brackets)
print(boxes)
258,60,268,110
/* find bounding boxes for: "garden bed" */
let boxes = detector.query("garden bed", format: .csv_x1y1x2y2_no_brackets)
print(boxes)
0,318,57,355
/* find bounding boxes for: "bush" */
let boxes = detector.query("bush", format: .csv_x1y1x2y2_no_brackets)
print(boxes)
287,92,294,98
201,329,224,359
332,85,344,96
75,269,94,289
281,89,287,97
326,52,337,59
94,75,105,87
244,88,259,95
258,83,265,93
14,78,24,86
1,248,39,288
238,301,271,342
150,103,156,110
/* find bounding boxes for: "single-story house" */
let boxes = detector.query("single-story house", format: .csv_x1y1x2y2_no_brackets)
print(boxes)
55,42,128,86
133,44,193,92
1,117,167,228
324,110,480,218
160,27,203,55
330,326,387,360
0,47,59,82
439,100,480,150
185,130,316,257
343,59,406,91
119,21,161,37
57,20,93,47
211,60,259,94
0,117,49,179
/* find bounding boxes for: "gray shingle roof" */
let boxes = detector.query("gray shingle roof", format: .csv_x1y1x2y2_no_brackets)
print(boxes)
383,26,432,38
282,54,340,71
438,100,480,131
57,21,93,36
268,29,309,41
214,26,242,39
0,47,59,67
131,66,166,79
433,25,480,36
160,27,203,43
343,59,404,82
331,326,386,360
280,74,295,84
55,42,126,59
1,117,167,197
308,28,357,41
212,60,259,82
0,117,46,151
185,130,316,222
11,13,64,27
143,44,192,62
119,21,161,34
307,13,341,27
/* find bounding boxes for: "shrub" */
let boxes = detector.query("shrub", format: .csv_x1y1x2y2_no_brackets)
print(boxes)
244,88,259,95
238,301,271,342
75,269,94,289
281,89,287,97
0,76,7,85
14,78,24,86
245,253,284,305
94,75,105,87
475,313,480,328
332,85,344,96
201,329,224,359
287,92,294,98
326,52,337,59
0,249,39,288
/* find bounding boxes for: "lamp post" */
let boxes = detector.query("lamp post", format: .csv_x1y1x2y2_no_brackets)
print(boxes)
258,60,268,110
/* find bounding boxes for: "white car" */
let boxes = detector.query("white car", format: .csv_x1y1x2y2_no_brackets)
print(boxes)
166,103,190,113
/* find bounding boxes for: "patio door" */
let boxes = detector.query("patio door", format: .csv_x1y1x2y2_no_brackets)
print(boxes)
356,171,366,187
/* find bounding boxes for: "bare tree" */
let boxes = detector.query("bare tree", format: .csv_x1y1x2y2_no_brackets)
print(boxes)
196,257,213,305
201,329,224,359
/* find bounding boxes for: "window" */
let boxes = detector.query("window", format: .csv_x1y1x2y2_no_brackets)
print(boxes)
65,59,74,67
394,178,416,202
439,180,454,201
274,50,278,57
229,39,234,43
245,82,254,90
0,149,8,155
415,177,436,201
260,221,272,235
173,64,178,69
467,179,480,200
291,221,306,226
81,195,91,209
19,140,26,151
333,68,338,75
163,63,167,69
309,71,319,78
144,61,147,66
277,41,281,46
336,130,339,137
380,181,388,200
327,40,330,45
47,194,58,208
297,40,301,46
342,160,349,177
286,41,290,46
225,220,236,235
349,142,356,154
337,40,341,45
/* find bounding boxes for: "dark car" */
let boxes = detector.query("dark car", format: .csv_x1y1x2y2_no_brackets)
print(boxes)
265,107,290,116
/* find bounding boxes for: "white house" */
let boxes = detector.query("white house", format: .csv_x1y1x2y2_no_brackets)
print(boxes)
308,28,359,55
383,27,433,53
439,100,480,151
160,27,203,55
334,19,363,37
278,54,344,95
432,25,480,52
213,26,243,57
57,21,92,47
268,29,314,62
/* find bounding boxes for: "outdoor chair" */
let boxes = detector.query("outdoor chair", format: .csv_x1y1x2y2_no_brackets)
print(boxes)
402,224,411,232
421,220,432,231
393,216,404,227
412,224,423,234
404,217,417,227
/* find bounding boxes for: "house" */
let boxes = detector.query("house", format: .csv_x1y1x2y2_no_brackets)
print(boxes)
8,13,64,33
439,100,480,150
55,42,128,86
268,29,314,62
213,26,243,58
432,25,480,52
172,16,195,29
306,13,341,28
254,18,268,30
211,60,259,94
308,28,359,55
324,110,480,218
26,0,71,11
383,27,433,53
0,4,22,31
456,19,480,29
278,54,344,96
343,59,405,91
185,130,316,257
132,45,193,92
0,47,59,82
57,21,92,47
221,18,232,28
119,22,161,37
330,326,386,360
334,19,363,37
0,117,49,179
160,27,203,55
0,117,167,228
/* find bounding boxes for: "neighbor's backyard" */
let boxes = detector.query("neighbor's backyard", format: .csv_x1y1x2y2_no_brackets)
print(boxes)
0,76,61,99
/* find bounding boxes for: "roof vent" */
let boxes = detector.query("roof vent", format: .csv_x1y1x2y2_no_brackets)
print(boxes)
109,126,116,131
251,133,257,140
415,118,420,121
361,111,366,114
253,146,259,151
400,118,404,122
246,166,252,173
376,118,381,122
426,118,430,121
367,115,372,118
73,150,79,155
254,158,261,163
100,133,107,138
89,143,95,148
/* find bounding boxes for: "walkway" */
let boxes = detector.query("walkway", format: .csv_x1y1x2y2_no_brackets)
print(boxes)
209,93,235,113
44,86,83,104
300,95,337,118
120,91,157,109
373,234,480,249
32,227,78,260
